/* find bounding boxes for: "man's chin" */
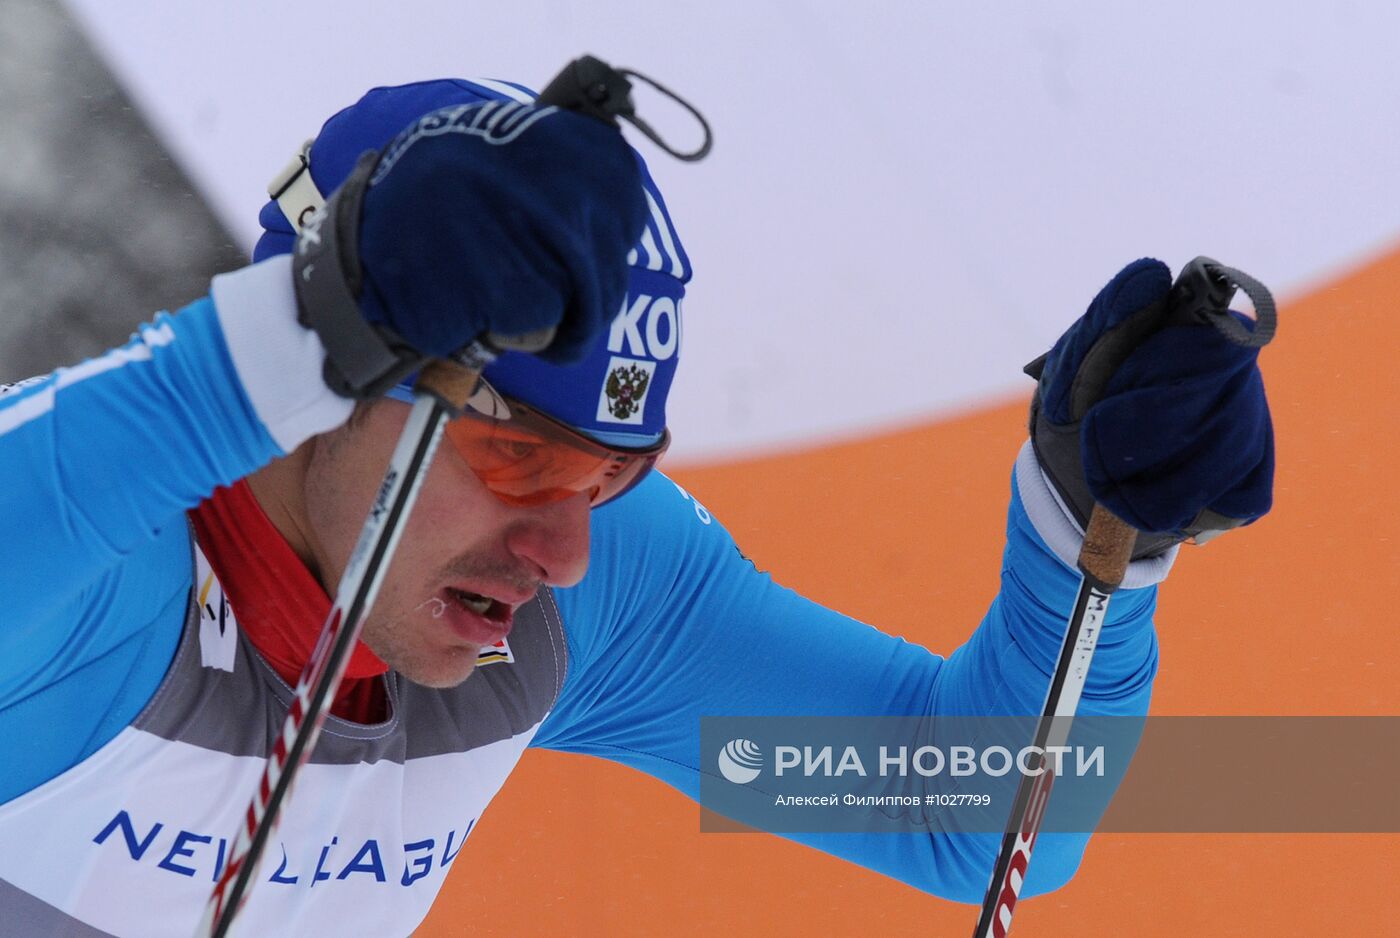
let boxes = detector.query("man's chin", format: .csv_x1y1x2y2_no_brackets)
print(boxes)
391,648,480,689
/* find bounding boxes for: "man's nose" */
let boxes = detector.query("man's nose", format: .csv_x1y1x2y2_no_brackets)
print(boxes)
504,492,592,587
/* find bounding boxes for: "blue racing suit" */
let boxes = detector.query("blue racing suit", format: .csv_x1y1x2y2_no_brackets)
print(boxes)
0,257,1163,936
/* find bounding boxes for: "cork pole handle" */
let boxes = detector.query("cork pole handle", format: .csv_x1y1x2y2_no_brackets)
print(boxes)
1077,503,1137,589
414,358,483,412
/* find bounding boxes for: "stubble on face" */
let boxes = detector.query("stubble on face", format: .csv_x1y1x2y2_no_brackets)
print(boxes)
300,403,542,690
358,552,542,688
360,598,484,688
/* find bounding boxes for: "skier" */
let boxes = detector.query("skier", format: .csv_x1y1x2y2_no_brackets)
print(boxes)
0,76,1272,936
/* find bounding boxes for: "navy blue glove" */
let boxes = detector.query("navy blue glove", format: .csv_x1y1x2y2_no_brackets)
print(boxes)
293,101,647,398
1027,257,1274,559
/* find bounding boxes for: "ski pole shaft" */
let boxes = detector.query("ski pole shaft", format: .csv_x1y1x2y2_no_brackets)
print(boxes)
971,504,1136,938
199,358,481,938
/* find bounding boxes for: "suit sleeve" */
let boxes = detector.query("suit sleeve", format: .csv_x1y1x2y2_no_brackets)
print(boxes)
533,453,1161,903
0,256,351,800
0,256,349,627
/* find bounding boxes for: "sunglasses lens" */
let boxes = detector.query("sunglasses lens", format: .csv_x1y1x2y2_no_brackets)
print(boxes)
442,405,666,508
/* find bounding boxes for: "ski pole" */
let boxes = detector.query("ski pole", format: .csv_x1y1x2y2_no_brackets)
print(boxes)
970,503,1135,938
971,258,1277,938
200,355,486,938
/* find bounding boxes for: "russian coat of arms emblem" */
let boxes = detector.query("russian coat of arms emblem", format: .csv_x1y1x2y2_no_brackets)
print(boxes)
604,363,651,420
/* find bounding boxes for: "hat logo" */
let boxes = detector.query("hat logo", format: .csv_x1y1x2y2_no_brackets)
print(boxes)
605,363,651,421
372,101,559,185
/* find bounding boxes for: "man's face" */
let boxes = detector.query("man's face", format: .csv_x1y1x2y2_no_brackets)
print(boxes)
301,400,591,688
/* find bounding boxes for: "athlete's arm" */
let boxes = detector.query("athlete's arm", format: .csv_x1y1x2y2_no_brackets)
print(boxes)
533,452,1164,903
0,258,347,622
0,258,350,800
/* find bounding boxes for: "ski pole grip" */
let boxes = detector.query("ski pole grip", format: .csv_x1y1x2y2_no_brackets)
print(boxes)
1077,503,1137,590
537,55,635,124
414,359,482,412
1168,256,1277,349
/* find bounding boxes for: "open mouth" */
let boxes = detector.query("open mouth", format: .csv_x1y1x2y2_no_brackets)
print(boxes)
445,587,511,623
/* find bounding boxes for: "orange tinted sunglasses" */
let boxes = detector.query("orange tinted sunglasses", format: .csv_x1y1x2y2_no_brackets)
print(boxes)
388,380,668,508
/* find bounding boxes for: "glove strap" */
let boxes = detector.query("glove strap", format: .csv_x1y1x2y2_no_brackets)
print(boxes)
291,150,425,399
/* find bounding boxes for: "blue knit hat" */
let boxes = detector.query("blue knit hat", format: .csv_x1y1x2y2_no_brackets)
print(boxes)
255,78,688,445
